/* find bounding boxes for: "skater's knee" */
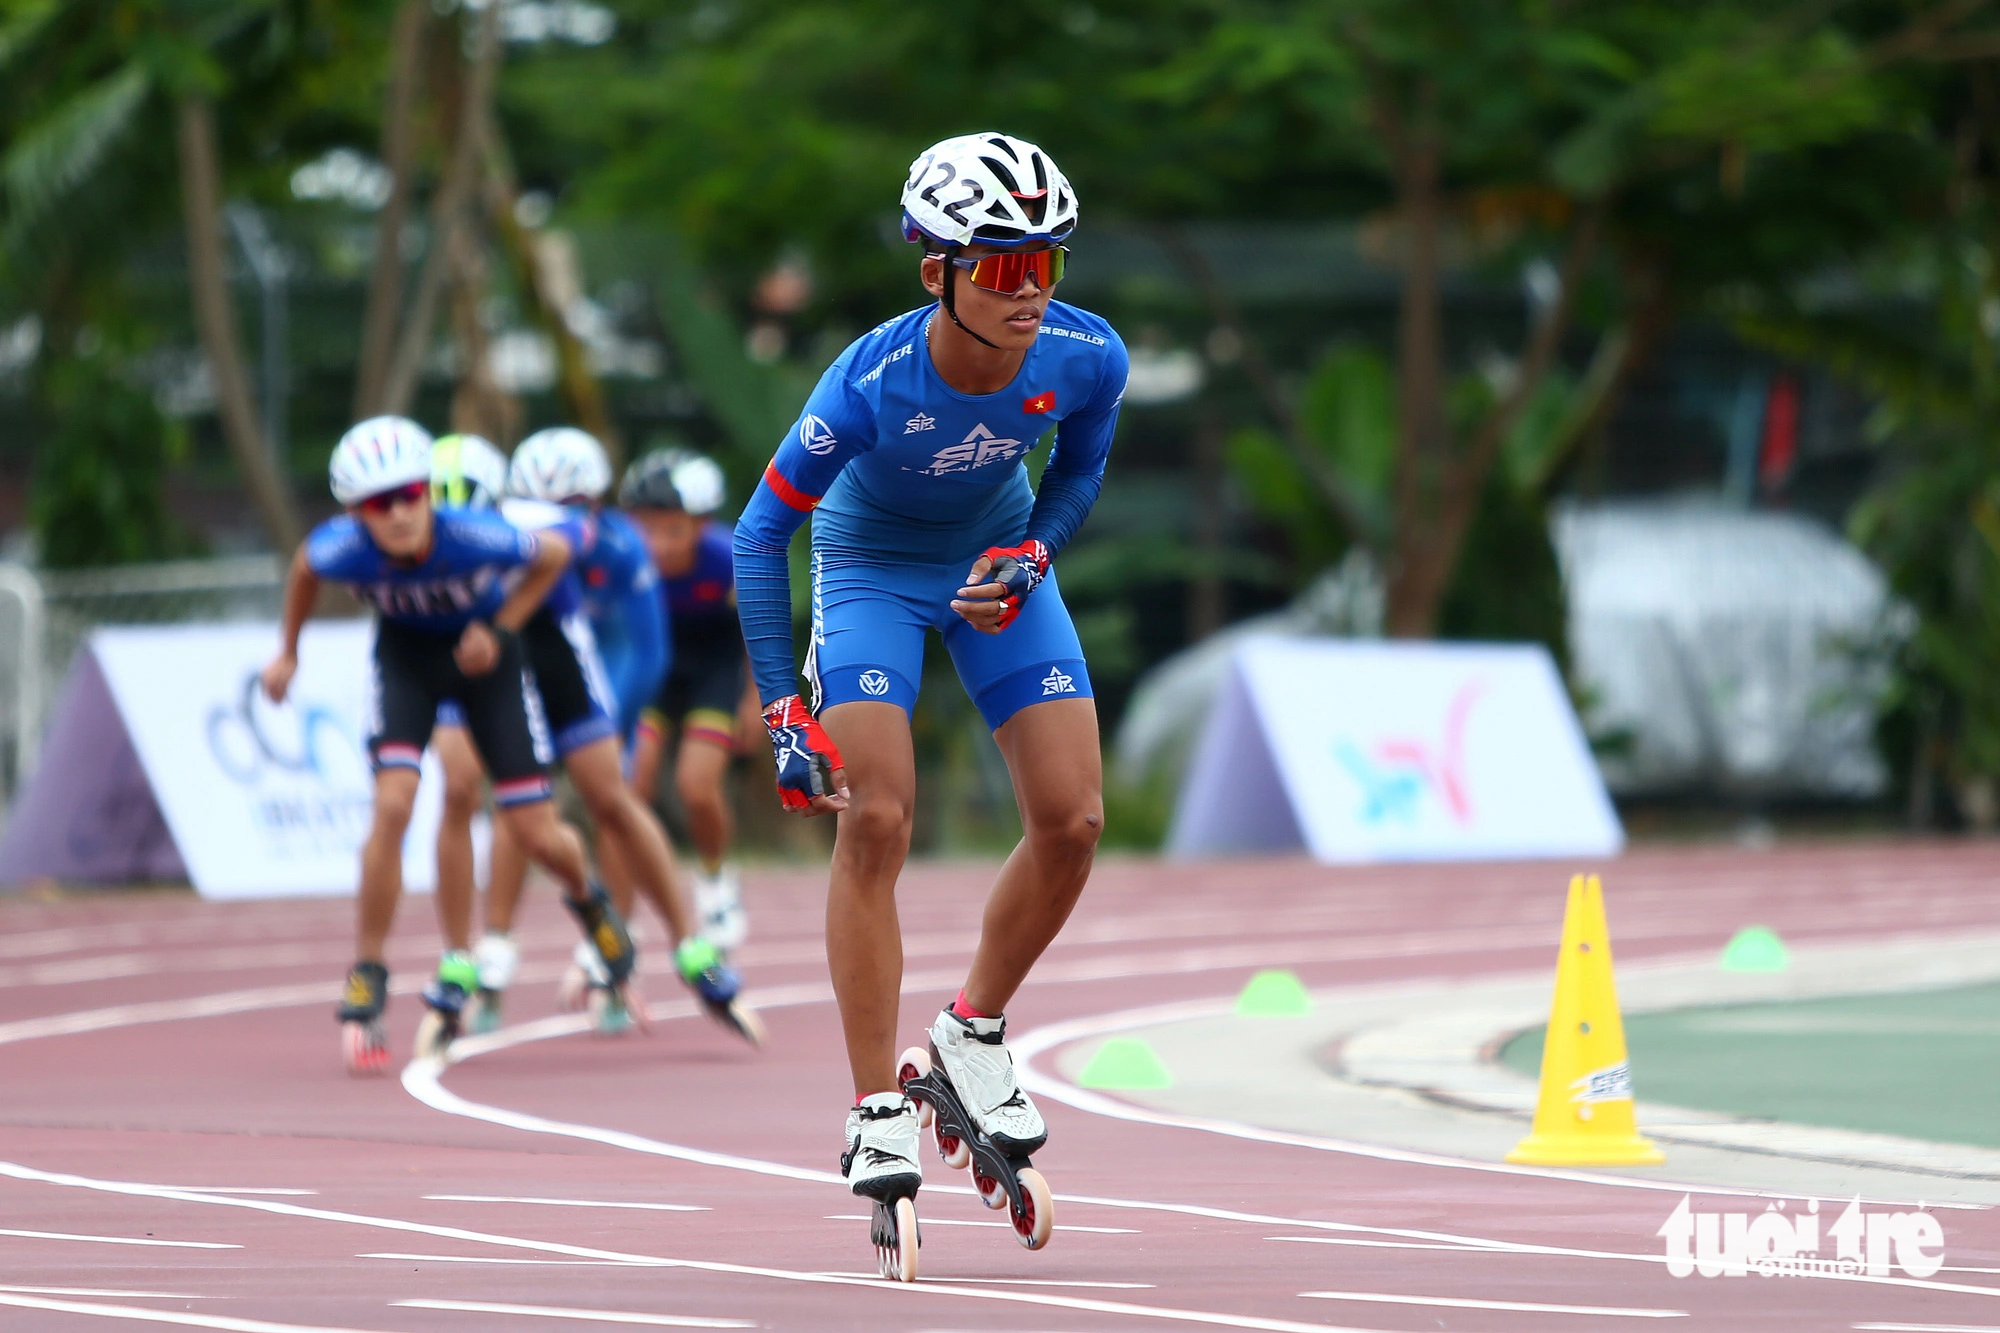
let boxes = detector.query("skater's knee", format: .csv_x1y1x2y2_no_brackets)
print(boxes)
1028,803,1102,863
372,774,420,832
441,769,483,821
844,790,913,851
676,765,720,814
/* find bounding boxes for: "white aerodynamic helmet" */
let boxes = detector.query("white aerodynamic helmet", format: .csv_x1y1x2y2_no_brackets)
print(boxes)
430,433,509,510
667,450,727,516
508,426,612,503
900,132,1078,250
330,415,433,506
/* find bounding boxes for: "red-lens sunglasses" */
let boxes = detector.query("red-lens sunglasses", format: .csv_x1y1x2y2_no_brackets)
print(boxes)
356,481,428,515
948,245,1067,294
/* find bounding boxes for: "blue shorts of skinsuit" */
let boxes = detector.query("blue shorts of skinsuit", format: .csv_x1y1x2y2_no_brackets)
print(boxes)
806,550,1092,731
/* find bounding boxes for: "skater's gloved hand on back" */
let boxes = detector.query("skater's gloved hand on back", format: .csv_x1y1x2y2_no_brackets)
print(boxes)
762,694,848,816
260,651,298,705
951,539,1049,635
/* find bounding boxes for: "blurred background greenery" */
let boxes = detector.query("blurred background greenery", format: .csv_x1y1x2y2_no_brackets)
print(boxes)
7,0,2000,849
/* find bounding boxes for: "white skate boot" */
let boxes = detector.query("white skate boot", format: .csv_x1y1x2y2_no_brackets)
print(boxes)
844,1092,922,1281
842,1092,922,1200
468,933,518,1034
556,939,608,1011
694,864,748,952
927,1008,1047,1154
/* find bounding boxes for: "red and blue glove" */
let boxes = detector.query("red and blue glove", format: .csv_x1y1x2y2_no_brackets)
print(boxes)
762,694,844,812
978,539,1051,630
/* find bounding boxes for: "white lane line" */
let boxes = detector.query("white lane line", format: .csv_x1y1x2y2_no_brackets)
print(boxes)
172,1188,317,1196
1009,992,1984,1208
1300,1289,1687,1318
393,1300,753,1328
362,1252,648,1266
0,961,570,1048
0,1227,239,1248
425,1195,708,1212
1266,1236,1508,1253
813,1272,1155,1289
0,1284,204,1299
0,1292,405,1332
0,1158,1402,1333
409,1004,2000,1304
822,1214,1136,1234
1857,1326,2000,1331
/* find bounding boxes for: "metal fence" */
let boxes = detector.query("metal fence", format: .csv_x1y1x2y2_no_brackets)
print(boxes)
0,556,287,801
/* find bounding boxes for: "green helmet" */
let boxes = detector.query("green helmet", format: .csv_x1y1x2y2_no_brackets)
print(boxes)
430,434,508,510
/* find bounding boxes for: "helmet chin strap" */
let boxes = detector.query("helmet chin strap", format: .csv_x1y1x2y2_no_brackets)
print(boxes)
939,246,1007,351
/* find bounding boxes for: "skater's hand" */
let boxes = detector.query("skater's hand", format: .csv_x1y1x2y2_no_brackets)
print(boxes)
260,652,297,704
952,540,1049,635
762,695,849,816
455,621,501,676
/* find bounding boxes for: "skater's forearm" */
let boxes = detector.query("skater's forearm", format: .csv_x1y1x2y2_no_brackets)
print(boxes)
277,547,319,658
494,532,570,633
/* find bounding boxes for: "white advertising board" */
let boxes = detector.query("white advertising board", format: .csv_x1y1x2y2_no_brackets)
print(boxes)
1169,638,1623,863
0,621,445,899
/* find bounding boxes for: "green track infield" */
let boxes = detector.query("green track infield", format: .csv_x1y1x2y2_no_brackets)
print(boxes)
1500,983,2000,1150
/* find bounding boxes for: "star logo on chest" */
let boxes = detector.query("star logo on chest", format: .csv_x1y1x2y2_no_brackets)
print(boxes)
904,412,937,434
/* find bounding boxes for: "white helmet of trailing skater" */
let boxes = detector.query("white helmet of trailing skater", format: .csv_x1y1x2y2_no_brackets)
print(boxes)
666,449,726,516
509,426,612,502
900,132,1078,250
430,433,509,510
330,415,434,506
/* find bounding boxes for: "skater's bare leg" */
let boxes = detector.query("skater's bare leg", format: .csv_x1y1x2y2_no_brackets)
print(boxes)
485,816,530,934
432,724,484,951
495,799,591,900
630,720,667,807
358,767,421,960
961,699,1102,1015
596,813,638,918
819,701,916,1098
566,736,695,943
677,726,735,874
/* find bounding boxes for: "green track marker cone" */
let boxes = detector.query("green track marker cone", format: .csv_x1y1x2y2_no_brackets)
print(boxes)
1076,1037,1172,1090
1235,969,1312,1017
1719,925,1789,972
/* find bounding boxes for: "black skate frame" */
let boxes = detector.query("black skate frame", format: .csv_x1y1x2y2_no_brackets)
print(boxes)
869,1195,919,1267
900,1044,1036,1224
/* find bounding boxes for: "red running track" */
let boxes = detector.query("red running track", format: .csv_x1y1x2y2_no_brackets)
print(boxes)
3,843,2000,1332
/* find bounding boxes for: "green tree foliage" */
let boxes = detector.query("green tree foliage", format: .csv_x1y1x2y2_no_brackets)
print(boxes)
0,0,394,559
32,342,197,567
1741,211,2000,819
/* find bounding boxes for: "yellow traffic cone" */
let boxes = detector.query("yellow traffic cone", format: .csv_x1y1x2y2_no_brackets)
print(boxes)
1506,873,1664,1167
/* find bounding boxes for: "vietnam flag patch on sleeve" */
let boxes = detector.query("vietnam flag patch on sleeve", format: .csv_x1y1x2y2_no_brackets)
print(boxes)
1023,390,1057,415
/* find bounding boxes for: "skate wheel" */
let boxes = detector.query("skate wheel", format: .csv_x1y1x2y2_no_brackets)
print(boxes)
723,1000,765,1049
974,1166,1007,1210
589,989,633,1036
556,965,589,1012
939,1129,972,1173
341,1021,388,1077
897,1047,934,1128
469,990,502,1036
412,1010,453,1061
892,1196,919,1282
1012,1167,1053,1250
